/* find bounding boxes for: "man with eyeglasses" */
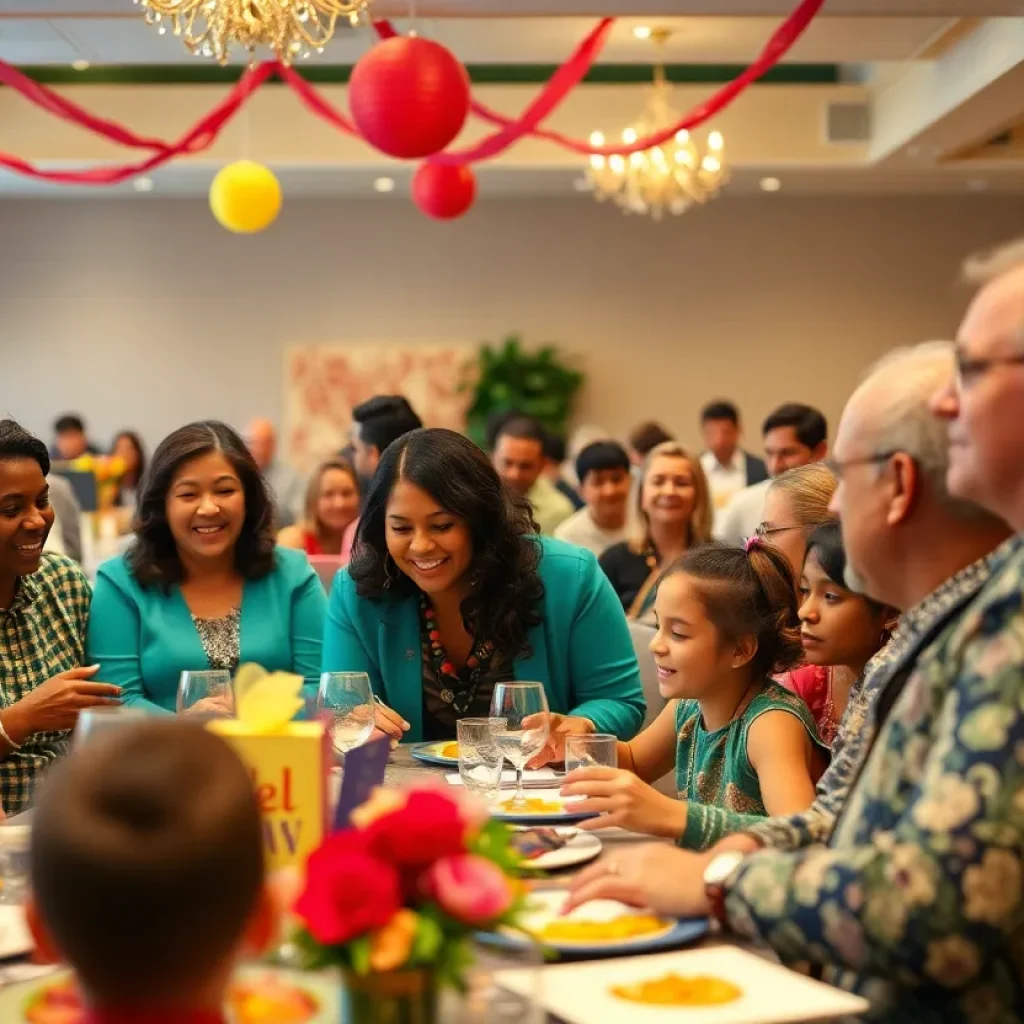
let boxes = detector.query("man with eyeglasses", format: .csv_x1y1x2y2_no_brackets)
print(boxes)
564,340,1020,1021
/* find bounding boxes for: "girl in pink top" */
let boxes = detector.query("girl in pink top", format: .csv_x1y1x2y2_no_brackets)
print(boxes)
278,458,361,563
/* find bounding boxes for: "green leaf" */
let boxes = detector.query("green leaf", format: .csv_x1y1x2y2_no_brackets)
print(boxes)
410,913,445,966
349,935,373,977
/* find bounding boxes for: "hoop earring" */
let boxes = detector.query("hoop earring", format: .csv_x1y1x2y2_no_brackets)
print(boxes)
384,554,397,590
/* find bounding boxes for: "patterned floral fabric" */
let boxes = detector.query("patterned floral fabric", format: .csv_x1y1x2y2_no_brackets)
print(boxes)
0,553,90,814
722,534,1024,1021
674,681,827,850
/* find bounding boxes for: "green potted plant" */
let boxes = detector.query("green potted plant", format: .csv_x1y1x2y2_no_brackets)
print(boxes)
463,335,585,446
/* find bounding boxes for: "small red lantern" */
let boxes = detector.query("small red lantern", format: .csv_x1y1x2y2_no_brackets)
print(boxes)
349,37,471,160
412,163,477,220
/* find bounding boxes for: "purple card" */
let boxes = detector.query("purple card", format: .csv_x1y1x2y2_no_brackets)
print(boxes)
333,736,391,831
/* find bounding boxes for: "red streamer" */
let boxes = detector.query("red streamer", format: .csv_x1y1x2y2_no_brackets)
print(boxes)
431,0,826,163
0,0,823,184
0,63,276,184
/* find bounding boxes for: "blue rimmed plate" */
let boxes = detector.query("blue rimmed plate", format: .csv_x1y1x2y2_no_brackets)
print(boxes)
479,890,709,960
409,740,460,767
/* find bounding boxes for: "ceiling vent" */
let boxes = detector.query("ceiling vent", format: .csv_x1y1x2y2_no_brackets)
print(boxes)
825,102,871,144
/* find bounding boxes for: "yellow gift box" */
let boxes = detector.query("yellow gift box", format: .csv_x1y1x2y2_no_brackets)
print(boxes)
207,665,330,871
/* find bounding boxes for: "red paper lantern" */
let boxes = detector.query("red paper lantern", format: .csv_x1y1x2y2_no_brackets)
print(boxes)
349,37,471,160
412,163,477,220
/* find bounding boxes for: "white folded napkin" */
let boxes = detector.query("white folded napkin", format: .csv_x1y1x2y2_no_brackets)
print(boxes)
446,768,561,789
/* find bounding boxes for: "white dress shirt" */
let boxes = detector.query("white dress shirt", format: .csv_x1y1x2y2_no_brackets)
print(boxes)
713,478,771,547
700,449,748,523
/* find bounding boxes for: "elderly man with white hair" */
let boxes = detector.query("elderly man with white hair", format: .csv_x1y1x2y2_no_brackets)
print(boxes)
564,340,1019,1022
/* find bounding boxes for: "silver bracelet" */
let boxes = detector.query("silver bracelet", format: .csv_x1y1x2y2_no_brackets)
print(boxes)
0,714,22,751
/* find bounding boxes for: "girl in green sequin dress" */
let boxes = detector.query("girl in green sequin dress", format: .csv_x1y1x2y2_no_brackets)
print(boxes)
562,540,829,844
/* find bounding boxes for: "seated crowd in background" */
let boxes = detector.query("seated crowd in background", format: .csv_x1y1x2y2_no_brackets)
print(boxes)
4,239,1024,1021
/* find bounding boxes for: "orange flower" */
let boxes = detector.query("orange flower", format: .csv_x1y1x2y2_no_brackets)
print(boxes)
369,909,419,973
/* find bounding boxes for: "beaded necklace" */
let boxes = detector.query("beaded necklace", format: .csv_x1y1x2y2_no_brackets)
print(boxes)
419,593,495,715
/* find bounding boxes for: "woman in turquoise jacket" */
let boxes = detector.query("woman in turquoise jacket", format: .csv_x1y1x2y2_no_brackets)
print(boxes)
322,428,645,754
87,421,327,714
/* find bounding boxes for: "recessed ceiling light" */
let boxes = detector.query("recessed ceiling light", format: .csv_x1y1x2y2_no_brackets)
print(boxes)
760,177,782,193
133,177,155,193
633,26,652,40
71,59,90,71
373,177,396,193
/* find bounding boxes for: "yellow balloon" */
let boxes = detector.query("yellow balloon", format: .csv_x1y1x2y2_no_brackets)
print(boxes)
209,161,282,234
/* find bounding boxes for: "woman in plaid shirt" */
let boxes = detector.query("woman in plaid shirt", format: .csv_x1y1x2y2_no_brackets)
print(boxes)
0,421,121,814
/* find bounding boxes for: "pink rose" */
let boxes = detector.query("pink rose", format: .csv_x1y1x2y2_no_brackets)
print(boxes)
423,854,514,926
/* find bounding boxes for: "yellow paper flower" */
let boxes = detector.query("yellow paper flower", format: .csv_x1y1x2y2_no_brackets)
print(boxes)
234,664,305,733
369,909,419,973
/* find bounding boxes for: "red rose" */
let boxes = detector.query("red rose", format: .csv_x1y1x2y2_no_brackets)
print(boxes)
295,831,401,946
364,790,469,867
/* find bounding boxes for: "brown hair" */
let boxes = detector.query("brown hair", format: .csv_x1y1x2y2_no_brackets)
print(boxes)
767,462,837,531
630,441,714,553
628,420,674,457
129,420,276,589
303,457,360,532
665,540,803,677
30,721,263,1005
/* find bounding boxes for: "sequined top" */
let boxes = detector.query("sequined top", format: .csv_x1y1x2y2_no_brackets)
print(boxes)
191,607,241,673
674,681,827,849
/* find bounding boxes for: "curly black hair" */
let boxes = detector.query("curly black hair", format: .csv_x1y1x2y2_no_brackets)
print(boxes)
0,420,50,475
128,421,276,590
348,428,544,662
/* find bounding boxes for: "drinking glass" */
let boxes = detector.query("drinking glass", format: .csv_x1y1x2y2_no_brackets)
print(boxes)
457,718,507,805
489,683,549,808
318,672,375,757
0,826,31,906
74,707,147,750
177,670,234,717
565,733,617,774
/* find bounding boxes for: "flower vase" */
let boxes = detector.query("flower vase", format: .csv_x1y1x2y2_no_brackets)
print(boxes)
341,969,438,1024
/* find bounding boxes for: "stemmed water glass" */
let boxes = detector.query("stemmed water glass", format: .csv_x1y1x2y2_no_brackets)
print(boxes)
177,670,234,717
489,682,550,809
318,672,375,758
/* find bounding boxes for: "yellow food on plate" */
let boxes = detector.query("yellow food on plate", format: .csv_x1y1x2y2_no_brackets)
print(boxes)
611,973,742,1006
537,914,671,944
499,797,563,814
439,742,459,759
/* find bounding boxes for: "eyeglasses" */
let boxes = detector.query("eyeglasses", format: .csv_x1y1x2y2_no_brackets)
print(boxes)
753,523,802,539
825,451,901,478
955,349,1024,389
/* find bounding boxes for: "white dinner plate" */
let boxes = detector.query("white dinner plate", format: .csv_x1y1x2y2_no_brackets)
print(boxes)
515,828,602,871
494,946,870,1023
0,905,33,960
490,788,597,825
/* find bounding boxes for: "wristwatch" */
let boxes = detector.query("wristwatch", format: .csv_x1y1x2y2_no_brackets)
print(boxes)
703,850,745,927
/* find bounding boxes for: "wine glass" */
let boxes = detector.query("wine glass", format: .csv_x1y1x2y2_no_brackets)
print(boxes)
318,672,375,758
457,717,507,805
489,683,549,809
177,670,234,717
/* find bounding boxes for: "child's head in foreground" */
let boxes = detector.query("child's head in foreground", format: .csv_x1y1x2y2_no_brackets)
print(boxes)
28,721,271,1008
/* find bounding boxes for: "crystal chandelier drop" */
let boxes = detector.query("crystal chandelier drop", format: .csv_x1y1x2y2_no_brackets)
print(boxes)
134,0,373,65
583,31,729,220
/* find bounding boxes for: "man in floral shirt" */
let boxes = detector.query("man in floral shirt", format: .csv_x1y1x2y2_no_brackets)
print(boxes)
567,338,1022,1021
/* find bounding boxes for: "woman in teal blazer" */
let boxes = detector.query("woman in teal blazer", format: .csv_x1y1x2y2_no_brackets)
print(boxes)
87,422,327,714
322,428,645,750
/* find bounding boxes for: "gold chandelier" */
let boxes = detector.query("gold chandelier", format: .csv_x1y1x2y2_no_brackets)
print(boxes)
583,30,729,220
135,0,373,64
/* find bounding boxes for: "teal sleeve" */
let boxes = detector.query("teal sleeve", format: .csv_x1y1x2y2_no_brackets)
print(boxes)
321,573,386,701
86,569,170,716
290,563,328,702
678,804,769,851
565,553,646,739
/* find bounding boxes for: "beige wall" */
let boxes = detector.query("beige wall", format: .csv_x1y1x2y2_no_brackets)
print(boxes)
1,194,1018,459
